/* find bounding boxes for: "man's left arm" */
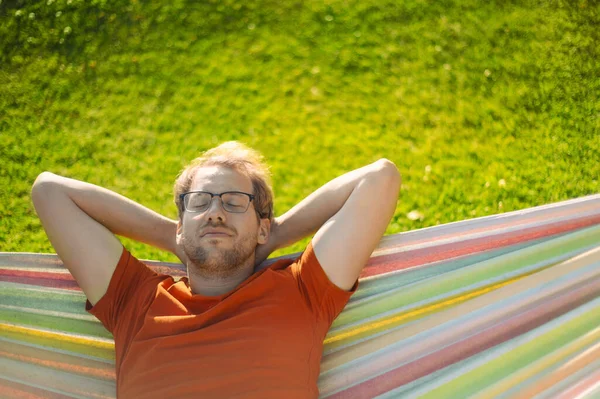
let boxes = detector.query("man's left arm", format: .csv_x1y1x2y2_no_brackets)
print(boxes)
260,159,400,290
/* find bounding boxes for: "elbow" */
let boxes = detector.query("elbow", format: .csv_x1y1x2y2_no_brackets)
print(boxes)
31,172,60,205
32,171,56,191
374,159,402,190
33,171,57,185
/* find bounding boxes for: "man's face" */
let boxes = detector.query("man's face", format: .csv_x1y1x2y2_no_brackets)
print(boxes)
176,166,268,278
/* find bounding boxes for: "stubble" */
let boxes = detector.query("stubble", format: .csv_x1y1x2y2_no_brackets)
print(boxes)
182,226,257,280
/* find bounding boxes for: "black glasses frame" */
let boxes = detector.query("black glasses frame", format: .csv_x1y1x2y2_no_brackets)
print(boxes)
179,191,255,214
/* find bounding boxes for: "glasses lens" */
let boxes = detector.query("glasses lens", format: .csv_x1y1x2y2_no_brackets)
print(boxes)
221,193,250,213
185,192,211,211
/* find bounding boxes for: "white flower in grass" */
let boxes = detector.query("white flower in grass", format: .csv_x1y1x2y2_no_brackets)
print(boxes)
56,11,62,17
15,10,23,17
407,210,424,221
64,26,72,35
29,12,35,19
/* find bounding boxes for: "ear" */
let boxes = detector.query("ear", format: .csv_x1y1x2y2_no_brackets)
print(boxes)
257,218,270,245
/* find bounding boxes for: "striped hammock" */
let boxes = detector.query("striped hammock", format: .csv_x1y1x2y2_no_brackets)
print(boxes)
2,194,600,398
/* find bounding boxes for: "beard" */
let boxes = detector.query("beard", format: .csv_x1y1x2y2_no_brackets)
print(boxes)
182,224,257,280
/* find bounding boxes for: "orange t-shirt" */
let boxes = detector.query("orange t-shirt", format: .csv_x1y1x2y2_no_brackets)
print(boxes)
86,241,357,398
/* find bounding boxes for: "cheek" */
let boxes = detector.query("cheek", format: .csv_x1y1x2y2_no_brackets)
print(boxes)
242,219,261,239
182,219,202,237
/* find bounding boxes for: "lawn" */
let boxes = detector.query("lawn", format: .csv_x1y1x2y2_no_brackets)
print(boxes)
1,0,598,262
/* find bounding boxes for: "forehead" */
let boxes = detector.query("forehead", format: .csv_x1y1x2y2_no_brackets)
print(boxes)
190,165,253,193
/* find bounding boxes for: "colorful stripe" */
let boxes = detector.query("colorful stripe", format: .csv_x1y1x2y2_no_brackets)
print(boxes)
1,194,599,398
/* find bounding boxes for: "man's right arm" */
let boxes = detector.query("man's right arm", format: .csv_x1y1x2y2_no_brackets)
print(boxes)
31,172,178,306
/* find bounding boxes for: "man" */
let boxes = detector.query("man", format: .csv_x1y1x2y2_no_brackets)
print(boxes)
31,141,401,398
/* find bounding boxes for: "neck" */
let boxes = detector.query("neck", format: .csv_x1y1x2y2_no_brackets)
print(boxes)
186,258,255,297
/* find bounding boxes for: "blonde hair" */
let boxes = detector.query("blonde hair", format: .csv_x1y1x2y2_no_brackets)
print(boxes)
174,141,274,222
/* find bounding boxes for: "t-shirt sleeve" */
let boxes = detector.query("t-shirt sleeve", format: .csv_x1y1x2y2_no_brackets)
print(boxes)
292,240,359,324
85,246,159,333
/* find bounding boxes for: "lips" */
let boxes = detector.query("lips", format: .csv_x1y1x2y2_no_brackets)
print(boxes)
201,229,232,237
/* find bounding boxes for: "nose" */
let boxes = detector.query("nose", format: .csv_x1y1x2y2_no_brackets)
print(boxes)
204,196,227,222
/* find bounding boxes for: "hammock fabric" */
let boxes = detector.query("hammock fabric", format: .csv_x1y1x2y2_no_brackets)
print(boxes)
2,194,600,398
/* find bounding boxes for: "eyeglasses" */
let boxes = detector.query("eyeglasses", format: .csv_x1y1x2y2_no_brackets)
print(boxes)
179,191,255,214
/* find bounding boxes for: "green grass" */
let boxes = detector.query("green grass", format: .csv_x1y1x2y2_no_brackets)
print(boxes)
1,0,599,262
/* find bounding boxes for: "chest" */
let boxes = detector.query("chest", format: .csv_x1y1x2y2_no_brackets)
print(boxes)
134,269,315,344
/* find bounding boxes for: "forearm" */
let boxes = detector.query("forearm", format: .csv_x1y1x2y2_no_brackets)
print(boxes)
273,159,399,250
32,172,177,253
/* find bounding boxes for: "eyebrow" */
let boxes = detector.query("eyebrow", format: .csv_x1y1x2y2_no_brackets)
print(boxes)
190,189,247,193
